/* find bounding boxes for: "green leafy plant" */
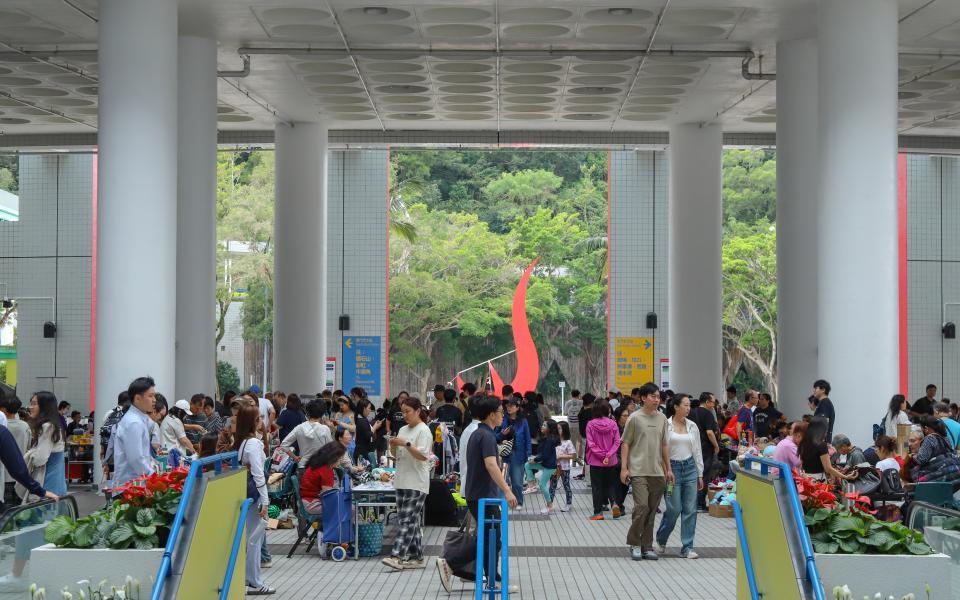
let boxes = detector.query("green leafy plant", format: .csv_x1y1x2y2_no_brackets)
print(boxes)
45,468,188,550
806,507,933,555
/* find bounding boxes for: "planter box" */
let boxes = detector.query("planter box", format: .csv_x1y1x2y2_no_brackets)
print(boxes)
30,544,163,595
815,551,952,598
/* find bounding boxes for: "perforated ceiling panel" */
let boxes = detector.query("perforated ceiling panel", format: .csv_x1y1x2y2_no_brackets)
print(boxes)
0,0,958,136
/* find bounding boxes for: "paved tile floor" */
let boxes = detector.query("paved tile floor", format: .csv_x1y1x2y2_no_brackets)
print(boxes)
264,468,738,599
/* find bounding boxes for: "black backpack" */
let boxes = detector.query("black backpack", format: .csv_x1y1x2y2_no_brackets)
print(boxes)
99,406,125,448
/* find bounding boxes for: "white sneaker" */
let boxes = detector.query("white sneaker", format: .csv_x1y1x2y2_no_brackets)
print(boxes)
657,543,667,554
683,550,699,559
436,557,453,593
0,574,26,593
540,506,552,515
560,505,570,513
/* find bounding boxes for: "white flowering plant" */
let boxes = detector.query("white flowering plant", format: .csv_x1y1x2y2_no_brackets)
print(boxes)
29,576,142,600
832,583,933,600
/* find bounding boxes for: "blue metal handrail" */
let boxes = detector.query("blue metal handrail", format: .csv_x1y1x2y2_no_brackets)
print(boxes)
743,455,826,600
732,501,759,600
475,498,509,600
150,451,240,600
220,498,253,600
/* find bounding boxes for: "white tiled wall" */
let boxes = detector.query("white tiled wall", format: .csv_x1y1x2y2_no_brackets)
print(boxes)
326,149,389,400
906,154,960,403
608,150,669,391
0,154,93,407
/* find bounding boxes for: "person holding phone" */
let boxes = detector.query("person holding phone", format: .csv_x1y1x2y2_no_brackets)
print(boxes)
354,399,382,466
495,397,531,508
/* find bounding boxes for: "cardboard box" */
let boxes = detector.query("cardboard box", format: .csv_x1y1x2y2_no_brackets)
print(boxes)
709,504,734,518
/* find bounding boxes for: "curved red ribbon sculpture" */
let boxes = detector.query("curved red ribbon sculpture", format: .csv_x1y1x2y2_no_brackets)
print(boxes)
496,257,540,396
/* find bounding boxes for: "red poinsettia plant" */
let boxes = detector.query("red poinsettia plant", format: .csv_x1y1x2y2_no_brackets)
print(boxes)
110,467,189,510
792,470,837,511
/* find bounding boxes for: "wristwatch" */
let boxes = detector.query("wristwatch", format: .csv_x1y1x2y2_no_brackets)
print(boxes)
405,441,412,448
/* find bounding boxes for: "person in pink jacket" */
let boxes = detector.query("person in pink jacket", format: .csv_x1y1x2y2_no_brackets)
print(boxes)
586,399,622,520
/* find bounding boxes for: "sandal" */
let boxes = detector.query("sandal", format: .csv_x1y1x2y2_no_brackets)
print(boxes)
247,584,276,595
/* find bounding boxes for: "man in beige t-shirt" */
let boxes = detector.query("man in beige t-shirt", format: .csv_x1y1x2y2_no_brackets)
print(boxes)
620,383,672,561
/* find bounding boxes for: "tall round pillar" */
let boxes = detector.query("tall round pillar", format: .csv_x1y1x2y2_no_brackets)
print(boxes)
95,0,178,475
175,36,218,401
669,123,723,395
818,0,899,444
274,122,328,394
776,37,819,417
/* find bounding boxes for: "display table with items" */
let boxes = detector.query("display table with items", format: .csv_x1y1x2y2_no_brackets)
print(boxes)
65,435,94,483
352,479,397,560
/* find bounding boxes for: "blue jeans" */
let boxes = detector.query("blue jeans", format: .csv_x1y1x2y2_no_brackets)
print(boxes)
656,457,699,555
507,461,526,506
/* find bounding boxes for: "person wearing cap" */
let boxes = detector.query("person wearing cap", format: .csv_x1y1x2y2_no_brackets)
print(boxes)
162,398,197,455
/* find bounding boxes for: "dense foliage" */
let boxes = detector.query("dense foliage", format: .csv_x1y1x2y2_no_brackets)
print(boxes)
213,148,778,401
390,151,609,399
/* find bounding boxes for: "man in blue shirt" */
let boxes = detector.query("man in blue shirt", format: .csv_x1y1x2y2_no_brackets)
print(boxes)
113,376,157,488
935,402,960,449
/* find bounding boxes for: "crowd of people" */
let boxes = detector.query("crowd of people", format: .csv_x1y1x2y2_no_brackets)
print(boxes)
0,372,956,596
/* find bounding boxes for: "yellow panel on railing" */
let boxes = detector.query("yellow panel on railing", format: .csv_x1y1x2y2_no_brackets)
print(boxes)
736,474,804,600
175,470,246,600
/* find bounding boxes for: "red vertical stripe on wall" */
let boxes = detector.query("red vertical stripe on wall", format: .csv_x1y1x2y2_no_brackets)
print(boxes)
89,151,98,412
385,148,391,397
898,153,909,398
606,149,612,390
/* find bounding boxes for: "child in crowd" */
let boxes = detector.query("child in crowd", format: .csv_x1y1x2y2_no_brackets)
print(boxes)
548,421,575,512
524,419,560,515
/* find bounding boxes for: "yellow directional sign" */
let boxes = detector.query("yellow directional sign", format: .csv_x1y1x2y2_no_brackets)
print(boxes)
345,338,353,349
614,337,654,392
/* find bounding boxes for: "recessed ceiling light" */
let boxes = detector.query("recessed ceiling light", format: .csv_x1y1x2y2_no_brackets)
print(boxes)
363,7,388,16
608,8,633,16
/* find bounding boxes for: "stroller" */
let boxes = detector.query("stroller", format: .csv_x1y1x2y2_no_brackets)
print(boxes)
320,468,356,561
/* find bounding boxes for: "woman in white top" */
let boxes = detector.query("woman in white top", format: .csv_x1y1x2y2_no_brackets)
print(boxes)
381,397,433,571
235,404,274,596
280,399,334,471
874,435,901,472
655,393,704,559
883,394,911,438
160,400,196,456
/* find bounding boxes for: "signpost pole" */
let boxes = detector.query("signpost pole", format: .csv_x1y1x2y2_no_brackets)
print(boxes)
559,380,565,416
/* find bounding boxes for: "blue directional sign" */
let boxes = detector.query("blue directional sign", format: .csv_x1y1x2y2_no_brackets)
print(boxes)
342,336,381,396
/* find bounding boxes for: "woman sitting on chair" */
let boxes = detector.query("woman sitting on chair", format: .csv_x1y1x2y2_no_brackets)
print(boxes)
300,441,346,515
910,416,960,484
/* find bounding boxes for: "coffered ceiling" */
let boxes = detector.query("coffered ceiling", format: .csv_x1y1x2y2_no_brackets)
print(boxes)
0,0,959,138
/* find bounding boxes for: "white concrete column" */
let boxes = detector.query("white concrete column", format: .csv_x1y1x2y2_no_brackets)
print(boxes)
274,122,328,394
175,36,218,401
95,0,177,473
669,123,723,395
776,37,819,418
818,0,899,445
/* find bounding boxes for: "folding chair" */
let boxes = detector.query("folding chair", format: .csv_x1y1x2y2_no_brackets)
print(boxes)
287,475,323,558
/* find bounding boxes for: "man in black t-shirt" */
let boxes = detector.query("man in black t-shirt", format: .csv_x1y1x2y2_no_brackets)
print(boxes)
435,388,463,434
690,393,720,510
910,384,937,421
437,394,517,594
753,393,783,439
812,379,836,440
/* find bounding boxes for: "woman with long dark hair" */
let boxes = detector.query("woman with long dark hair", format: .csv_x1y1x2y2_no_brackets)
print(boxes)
234,404,274,595
382,397,433,571
300,441,347,514
353,399,382,465
328,396,357,457
656,394,703,559
26,391,67,500
798,416,853,482
883,394,911,437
